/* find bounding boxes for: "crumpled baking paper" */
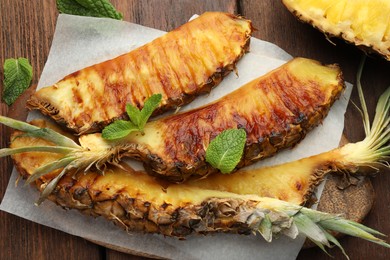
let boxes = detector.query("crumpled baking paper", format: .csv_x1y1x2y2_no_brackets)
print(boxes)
1,14,352,260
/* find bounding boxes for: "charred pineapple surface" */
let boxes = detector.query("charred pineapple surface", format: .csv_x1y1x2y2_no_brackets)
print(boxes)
9,127,283,236
80,58,345,182
27,12,253,134
283,0,390,60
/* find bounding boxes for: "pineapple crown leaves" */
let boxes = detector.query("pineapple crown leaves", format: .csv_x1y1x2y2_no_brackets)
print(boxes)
342,56,390,168
0,116,80,149
244,198,389,259
0,94,163,204
0,115,90,204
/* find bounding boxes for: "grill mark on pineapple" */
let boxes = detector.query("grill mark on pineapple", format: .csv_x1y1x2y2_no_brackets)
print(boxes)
185,25,206,88
116,57,138,110
93,57,126,118
143,44,167,107
247,77,291,146
136,47,158,103
272,71,301,117
269,71,324,136
283,70,325,114
202,18,225,67
213,15,237,58
251,80,276,139
158,42,180,101
295,181,303,191
71,86,91,126
72,86,83,105
172,35,194,97
198,25,220,75
174,29,197,94
161,103,220,165
201,37,222,77
128,54,148,108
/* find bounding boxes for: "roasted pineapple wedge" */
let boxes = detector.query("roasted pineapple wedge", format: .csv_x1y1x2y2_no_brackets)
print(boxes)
187,59,390,206
78,58,345,181
27,12,253,134
0,58,345,186
283,0,390,60
7,122,390,255
0,57,345,202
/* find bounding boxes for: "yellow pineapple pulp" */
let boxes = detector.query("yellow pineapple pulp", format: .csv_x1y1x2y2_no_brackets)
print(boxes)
185,153,335,205
283,0,390,60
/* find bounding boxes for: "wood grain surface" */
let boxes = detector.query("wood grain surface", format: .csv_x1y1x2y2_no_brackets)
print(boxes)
1,1,389,259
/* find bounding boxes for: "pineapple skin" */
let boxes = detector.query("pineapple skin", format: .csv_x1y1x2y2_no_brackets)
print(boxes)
52,172,264,237
282,0,390,61
27,12,253,134
10,126,285,237
80,58,345,182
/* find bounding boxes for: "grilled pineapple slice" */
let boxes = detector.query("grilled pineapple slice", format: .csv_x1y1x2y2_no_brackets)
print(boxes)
79,58,345,181
283,0,390,60
182,67,390,206
9,123,390,253
27,12,253,134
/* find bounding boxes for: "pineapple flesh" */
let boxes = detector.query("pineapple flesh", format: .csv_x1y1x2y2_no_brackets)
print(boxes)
185,150,341,205
78,58,345,182
9,123,390,252
8,122,297,237
283,0,390,60
27,12,253,134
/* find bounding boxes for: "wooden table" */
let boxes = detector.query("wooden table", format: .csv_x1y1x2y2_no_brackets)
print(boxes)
1,1,389,259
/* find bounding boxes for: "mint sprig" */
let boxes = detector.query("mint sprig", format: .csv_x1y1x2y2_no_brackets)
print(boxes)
2,58,33,106
102,94,162,140
56,0,123,20
206,129,247,174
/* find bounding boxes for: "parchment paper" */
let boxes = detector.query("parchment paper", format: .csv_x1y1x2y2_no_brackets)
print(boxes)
0,14,353,260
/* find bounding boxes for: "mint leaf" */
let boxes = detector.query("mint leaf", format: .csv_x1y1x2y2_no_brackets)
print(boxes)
101,120,138,140
126,103,142,127
139,94,162,131
57,0,123,20
125,94,162,131
102,94,162,140
205,129,246,174
2,58,33,105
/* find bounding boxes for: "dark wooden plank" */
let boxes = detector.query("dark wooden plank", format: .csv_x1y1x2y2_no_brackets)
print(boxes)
2,0,389,260
115,0,237,31
0,1,102,259
241,1,390,259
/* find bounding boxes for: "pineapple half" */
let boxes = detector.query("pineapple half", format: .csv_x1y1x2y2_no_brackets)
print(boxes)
78,58,345,182
283,0,390,60
6,120,390,255
27,12,253,134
